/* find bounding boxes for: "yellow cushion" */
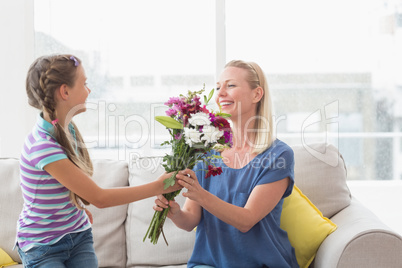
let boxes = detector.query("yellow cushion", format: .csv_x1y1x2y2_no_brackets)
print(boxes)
0,248,17,267
280,185,337,268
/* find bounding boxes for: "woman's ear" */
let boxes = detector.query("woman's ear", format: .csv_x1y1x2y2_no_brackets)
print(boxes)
253,86,264,103
57,84,69,101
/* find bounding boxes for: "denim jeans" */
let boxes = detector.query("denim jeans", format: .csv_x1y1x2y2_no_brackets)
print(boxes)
17,228,98,268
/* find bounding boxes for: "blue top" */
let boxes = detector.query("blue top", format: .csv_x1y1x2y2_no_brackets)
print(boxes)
188,139,299,268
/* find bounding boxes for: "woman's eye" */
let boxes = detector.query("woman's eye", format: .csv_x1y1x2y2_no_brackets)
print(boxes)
228,84,234,87
216,87,220,91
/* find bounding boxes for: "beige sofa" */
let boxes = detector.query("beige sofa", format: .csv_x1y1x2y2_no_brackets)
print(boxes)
1,143,402,267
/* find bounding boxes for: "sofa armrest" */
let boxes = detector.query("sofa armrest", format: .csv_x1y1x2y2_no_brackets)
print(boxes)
313,197,402,268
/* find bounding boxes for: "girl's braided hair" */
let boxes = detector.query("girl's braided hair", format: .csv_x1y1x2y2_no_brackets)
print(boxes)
26,54,93,209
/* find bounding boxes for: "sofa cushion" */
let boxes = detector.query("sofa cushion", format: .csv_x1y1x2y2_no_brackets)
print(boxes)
91,159,130,268
292,143,351,218
126,156,195,267
0,247,18,267
0,158,23,263
281,185,337,268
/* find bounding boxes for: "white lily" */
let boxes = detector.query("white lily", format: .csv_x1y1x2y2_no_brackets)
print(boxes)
201,125,224,146
184,127,202,147
188,112,211,126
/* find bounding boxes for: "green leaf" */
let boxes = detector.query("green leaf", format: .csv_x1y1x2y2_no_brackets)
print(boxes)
216,112,231,118
160,141,170,146
207,88,214,103
163,172,177,190
204,95,208,104
155,116,183,129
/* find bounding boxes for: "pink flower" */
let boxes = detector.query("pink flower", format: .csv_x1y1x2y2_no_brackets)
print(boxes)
165,97,182,106
166,108,177,117
201,105,210,113
174,133,182,140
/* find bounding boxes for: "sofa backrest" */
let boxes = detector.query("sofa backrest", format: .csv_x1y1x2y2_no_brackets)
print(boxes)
0,142,351,267
0,158,130,267
126,156,195,267
0,158,23,263
293,143,351,218
123,142,352,266
90,159,130,268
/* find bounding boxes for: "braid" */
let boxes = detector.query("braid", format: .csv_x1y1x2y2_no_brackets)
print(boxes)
26,54,93,209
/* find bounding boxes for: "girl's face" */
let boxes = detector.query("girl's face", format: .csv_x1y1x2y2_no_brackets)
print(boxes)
215,66,258,121
67,65,91,116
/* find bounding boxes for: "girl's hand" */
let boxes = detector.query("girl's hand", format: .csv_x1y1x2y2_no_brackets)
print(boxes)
153,194,181,218
85,208,93,224
176,169,203,202
157,172,183,194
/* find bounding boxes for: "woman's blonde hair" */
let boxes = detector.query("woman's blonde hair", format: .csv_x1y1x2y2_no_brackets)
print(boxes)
26,54,93,209
225,60,276,154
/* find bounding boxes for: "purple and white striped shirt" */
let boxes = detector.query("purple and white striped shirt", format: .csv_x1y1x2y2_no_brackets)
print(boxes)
17,114,90,252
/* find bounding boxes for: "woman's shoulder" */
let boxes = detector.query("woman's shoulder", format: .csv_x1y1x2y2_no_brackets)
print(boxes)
264,139,294,156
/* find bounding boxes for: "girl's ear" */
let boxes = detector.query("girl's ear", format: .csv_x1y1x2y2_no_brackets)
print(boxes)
253,86,264,103
57,84,69,101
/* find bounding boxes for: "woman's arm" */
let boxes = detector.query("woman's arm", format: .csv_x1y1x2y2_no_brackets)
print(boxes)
44,158,181,208
177,170,289,233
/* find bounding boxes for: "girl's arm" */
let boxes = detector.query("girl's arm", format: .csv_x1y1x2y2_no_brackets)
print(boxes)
177,169,289,233
44,158,181,208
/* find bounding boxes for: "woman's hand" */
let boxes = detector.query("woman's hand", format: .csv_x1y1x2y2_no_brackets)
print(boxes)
154,170,203,231
153,194,181,219
176,169,204,202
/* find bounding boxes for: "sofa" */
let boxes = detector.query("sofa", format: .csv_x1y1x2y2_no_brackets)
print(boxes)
1,142,402,268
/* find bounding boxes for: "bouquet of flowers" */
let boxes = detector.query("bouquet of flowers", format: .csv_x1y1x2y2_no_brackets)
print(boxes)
143,87,232,245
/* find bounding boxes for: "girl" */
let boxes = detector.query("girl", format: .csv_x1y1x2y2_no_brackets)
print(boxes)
155,60,299,267
17,54,181,268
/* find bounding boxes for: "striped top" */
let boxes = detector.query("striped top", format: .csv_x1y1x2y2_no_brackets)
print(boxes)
17,114,90,252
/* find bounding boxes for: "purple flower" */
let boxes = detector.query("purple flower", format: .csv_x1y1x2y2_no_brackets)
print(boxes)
165,97,181,106
192,95,201,107
224,131,233,145
209,113,216,122
165,108,177,117
174,133,183,140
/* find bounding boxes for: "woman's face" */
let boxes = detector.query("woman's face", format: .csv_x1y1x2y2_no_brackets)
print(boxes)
215,66,259,121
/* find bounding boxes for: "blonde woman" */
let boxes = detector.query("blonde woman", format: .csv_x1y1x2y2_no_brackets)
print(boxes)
155,60,298,268
17,54,181,268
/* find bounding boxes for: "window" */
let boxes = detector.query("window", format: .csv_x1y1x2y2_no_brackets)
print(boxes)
34,0,402,180
34,0,216,160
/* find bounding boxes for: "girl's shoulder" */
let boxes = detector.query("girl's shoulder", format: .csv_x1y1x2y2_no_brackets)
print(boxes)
25,126,64,154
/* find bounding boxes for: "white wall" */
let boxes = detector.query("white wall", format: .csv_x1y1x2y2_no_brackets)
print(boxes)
347,180,402,236
0,0,36,157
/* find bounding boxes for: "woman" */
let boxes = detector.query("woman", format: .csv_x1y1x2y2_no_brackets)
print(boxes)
155,60,298,268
